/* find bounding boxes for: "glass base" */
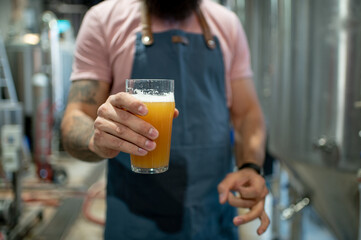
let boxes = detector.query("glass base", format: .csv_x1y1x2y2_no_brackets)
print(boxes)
131,165,168,174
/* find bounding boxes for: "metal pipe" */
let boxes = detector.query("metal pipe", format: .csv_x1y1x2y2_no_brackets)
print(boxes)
40,11,63,119
335,0,349,162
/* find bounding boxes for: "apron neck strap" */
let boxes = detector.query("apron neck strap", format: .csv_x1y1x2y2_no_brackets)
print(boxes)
195,7,216,49
141,1,154,45
140,2,216,49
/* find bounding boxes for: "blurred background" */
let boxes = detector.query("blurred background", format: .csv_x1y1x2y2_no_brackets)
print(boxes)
0,0,360,239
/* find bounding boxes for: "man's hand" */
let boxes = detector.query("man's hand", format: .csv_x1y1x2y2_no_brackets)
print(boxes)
217,168,270,235
89,92,179,159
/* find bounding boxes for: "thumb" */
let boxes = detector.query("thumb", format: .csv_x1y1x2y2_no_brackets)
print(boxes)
217,175,234,204
218,191,228,204
173,108,179,119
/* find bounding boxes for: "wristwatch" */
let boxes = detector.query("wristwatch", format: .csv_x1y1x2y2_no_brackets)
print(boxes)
238,163,264,176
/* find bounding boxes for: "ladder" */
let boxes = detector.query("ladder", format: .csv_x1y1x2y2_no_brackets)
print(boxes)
0,34,22,172
0,35,18,103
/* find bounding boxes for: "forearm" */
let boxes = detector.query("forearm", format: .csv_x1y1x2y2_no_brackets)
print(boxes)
61,110,104,162
233,107,266,167
61,80,110,162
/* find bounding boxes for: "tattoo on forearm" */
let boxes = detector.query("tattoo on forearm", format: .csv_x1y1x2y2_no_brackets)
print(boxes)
63,115,101,162
68,80,99,105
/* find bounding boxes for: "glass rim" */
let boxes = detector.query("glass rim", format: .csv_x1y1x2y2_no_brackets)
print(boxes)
126,79,174,82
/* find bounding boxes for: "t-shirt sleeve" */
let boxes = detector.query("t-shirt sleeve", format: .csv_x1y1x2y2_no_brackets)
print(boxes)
70,8,111,82
229,14,253,80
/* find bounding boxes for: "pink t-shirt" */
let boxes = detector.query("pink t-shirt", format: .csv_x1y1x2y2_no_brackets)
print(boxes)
71,0,253,106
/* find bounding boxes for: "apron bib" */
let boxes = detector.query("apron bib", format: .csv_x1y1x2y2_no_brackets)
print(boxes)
105,6,238,240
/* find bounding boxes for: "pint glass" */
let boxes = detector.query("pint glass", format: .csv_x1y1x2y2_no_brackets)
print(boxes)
126,79,175,174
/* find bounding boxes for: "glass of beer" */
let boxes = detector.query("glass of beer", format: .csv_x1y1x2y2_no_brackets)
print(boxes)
126,79,175,174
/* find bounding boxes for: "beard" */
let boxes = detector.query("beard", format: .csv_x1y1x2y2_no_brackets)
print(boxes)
145,0,201,21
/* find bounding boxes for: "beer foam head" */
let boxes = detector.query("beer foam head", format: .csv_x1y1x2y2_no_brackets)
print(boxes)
132,92,174,102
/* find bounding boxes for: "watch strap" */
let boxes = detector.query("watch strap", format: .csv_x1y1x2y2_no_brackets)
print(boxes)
238,163,263,176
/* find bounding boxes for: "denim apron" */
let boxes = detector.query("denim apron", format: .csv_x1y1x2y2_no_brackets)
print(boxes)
104,6,238,240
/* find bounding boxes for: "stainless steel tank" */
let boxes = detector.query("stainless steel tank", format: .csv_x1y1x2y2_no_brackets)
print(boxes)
232,0,361,239
6,43,42,116
269,0,361,172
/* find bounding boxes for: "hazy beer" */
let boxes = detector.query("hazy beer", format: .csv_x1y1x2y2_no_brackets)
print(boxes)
126,79,175,174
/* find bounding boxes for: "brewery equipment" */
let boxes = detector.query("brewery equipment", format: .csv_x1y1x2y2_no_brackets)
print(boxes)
232,0,361,239
0,34,43,239
6,8,73,183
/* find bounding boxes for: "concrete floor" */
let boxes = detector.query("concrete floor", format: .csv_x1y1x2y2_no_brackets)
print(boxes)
64,180,335,240
61,159,335,240
65,198,104,240
1,154,339,240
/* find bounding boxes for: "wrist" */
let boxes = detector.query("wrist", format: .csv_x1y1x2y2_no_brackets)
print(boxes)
238,162,264,176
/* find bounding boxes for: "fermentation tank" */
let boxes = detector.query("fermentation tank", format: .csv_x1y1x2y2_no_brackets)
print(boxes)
235,0,361,239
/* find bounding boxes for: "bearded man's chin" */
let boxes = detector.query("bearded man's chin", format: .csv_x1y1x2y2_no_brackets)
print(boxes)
145,0,201,21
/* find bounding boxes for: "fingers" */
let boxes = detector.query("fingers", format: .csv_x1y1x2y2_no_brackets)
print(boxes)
257,211,270,235
97,103,159,139
235,209,270,235
219,170,270,235
93,92,179,158
218,171,254,204
93,117,157,155
238,180,268,200
233,200,264,226
108,92,148,115
91,92,160,157
218,173,236,204
88,134,120,159
228,192,257,208
95,93,159,156
92,128,147,158
110,93,180,119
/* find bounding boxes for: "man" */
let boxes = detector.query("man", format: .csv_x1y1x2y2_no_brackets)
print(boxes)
61,0,269,239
